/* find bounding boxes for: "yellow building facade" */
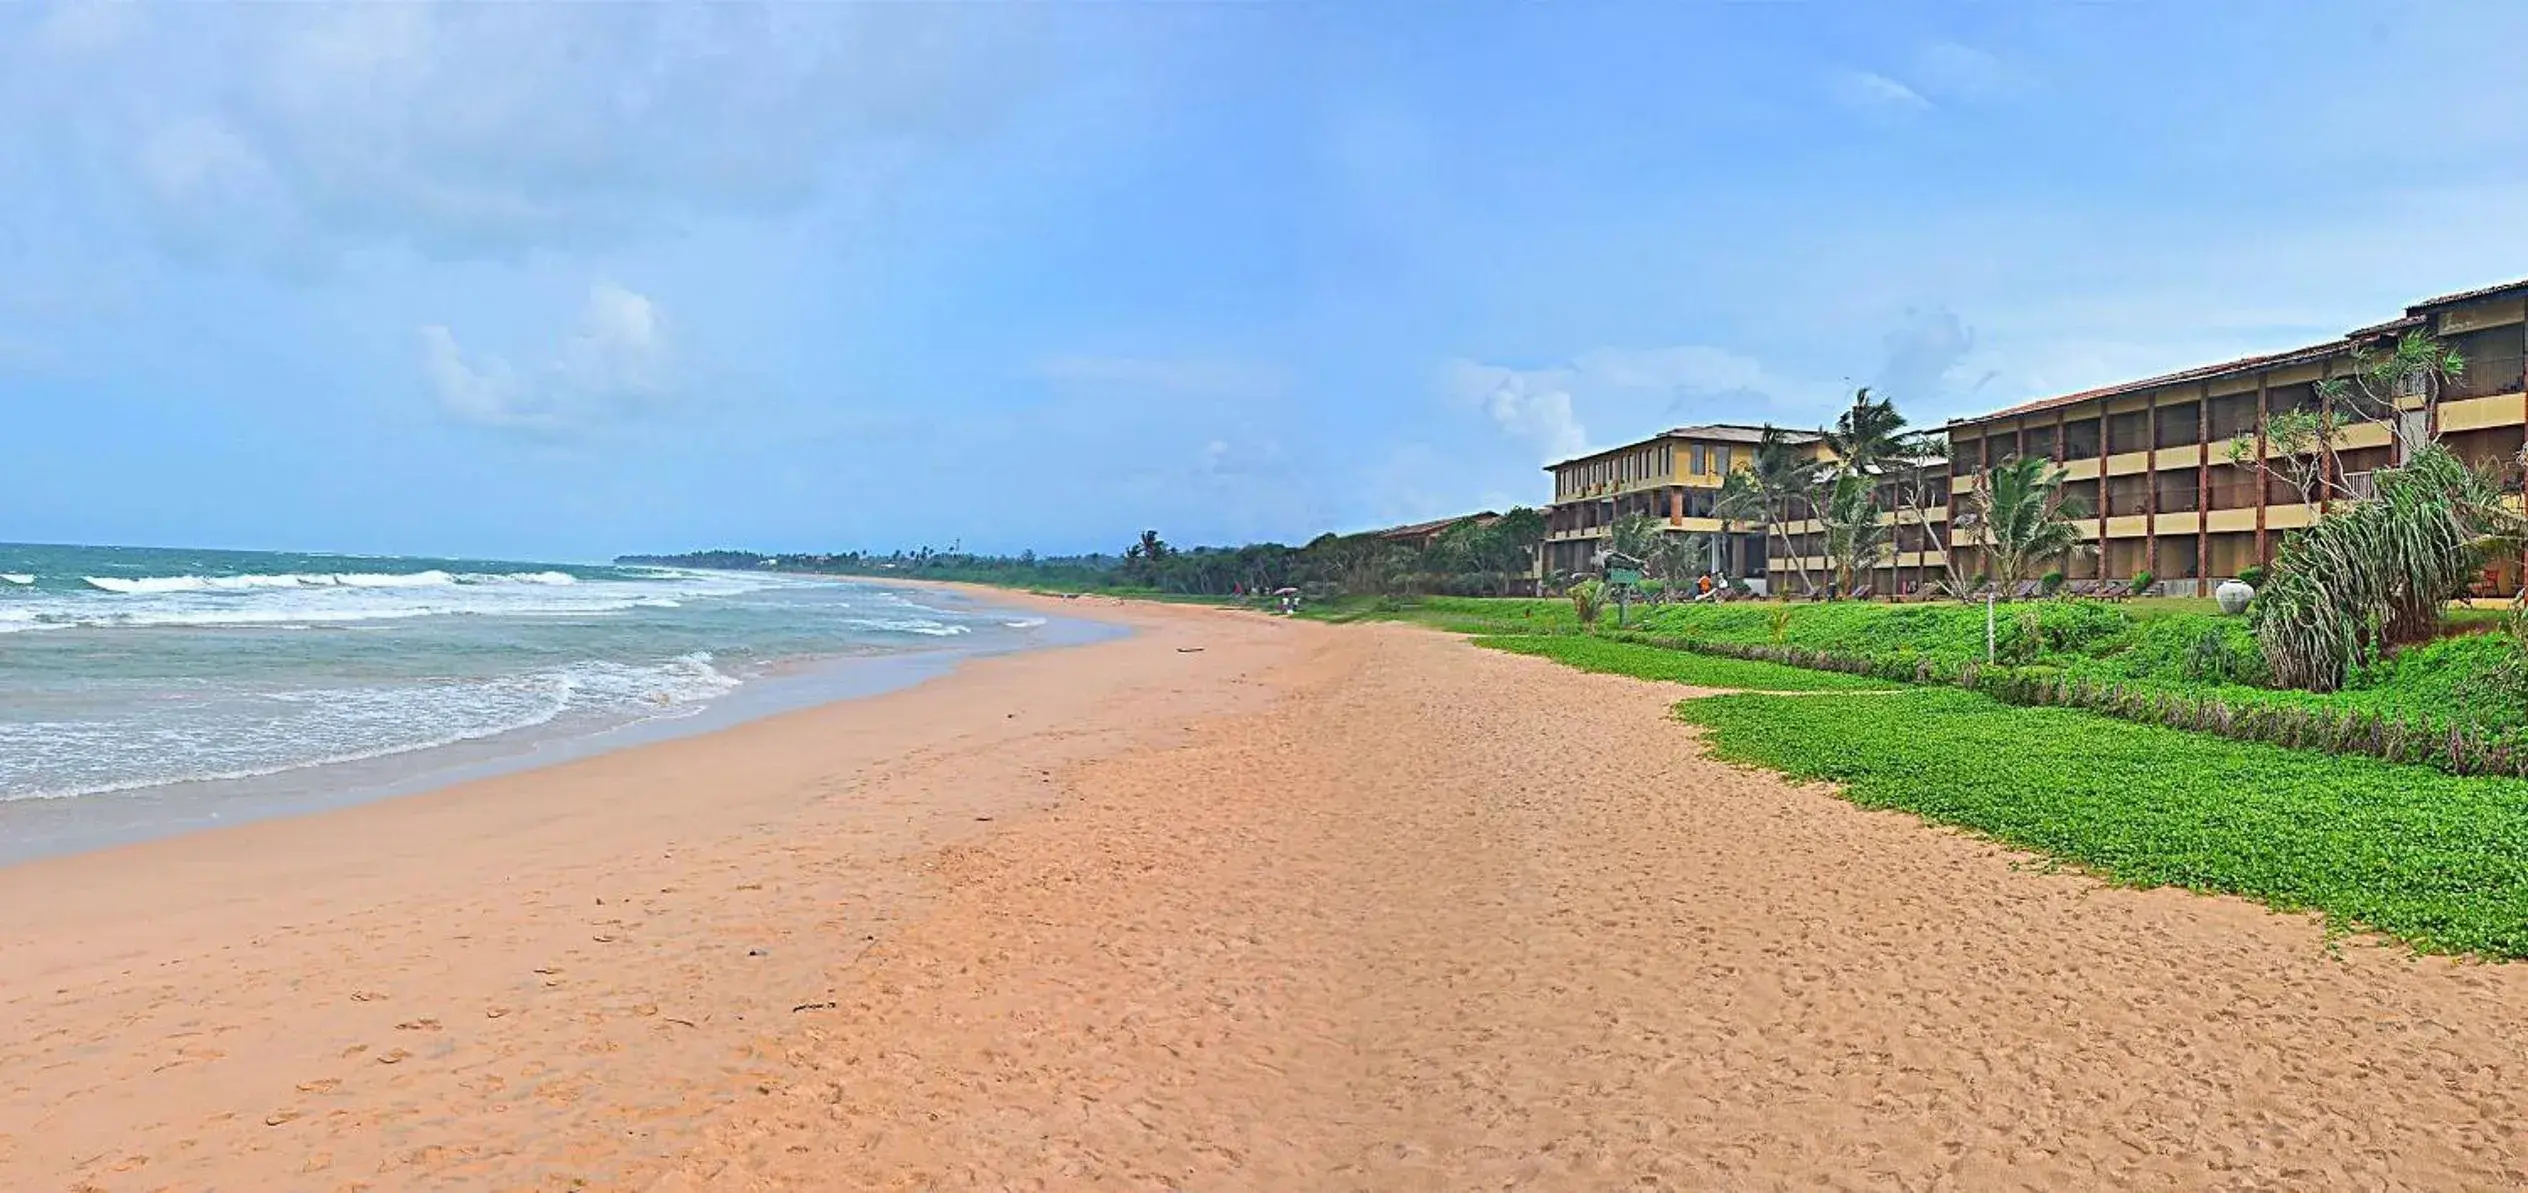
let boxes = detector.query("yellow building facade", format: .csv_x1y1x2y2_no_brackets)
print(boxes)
1539,425,1798,581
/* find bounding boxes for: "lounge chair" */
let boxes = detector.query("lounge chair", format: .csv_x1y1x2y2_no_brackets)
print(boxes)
1849,583,1874,600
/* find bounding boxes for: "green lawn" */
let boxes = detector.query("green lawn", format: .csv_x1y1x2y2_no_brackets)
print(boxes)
1471,634,1897,692
1676,688,2528,957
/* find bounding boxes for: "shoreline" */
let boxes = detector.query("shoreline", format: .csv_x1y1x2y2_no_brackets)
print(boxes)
0,577,1118,867
0,589,1300,1188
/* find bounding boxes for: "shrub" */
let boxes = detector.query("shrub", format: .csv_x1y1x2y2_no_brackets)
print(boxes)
2128,569,2155,596
2184,627,2241,683
1567,578,1604,626
1996,609,2045,666
2252,443,2503,691
2041,569,2066,596
2237,564,2266,589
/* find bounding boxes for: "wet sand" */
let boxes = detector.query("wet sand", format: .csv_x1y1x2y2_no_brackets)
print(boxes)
8,594,2528,1190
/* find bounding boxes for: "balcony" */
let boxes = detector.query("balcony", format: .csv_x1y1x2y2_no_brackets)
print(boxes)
2449,354,2526,401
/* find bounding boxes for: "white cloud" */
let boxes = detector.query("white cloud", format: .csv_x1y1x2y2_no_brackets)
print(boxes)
11,5,1046,267
1444,360,1588,461
1447,343,1853,464
419,325,539,430
1835,71,1931,114
422,284,675,431
559,284,670,400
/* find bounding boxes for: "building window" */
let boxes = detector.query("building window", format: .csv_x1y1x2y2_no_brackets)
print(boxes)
1690,443,1706,474
2022,425,2058,460
2107,409,2150,453
2267,381,2320,417
1716,445,1732,473
2207,392,2259,441
2060,419,2101,460
2155,401,2202,450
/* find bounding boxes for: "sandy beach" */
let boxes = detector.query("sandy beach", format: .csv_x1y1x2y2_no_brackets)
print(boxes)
9,592,2528,1190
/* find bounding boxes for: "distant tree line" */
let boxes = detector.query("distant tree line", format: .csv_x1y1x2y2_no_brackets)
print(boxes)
619,508,1548,598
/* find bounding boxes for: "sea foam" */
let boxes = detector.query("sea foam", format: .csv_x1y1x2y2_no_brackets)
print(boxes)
0,651,744,802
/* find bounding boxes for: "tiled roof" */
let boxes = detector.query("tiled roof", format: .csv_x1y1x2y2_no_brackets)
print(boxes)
1372,512,1496,540
1542,424,1822,470
2409,277,2528,311
1952,273,2528,430
1950,338,2347,427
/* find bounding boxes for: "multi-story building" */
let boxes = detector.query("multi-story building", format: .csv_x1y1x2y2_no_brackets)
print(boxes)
1942,277,2528,596
1539,425,1805,582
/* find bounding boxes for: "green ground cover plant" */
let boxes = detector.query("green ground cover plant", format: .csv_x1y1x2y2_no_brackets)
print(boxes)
1611,597,2527,773
1675,688,2528,958
1470,635,1896,692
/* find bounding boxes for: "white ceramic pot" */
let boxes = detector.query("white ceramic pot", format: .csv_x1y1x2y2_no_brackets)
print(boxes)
2214,579,2254,615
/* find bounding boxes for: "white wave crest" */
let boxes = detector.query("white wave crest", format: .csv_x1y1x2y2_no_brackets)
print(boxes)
848,616,970,637
0,651,746,802
0,574,31,585
79,569,590,595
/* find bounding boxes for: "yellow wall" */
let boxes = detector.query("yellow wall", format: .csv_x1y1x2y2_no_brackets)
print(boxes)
2443,394,2525,433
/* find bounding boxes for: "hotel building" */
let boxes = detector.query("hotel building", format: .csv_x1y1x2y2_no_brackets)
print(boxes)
1538,425,1806,581
1942,277,2528,596
1537,277,2528,598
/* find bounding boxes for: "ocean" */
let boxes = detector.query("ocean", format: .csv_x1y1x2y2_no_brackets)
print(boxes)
0,542,1107,862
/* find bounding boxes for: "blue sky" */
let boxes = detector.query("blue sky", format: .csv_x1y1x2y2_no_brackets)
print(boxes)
7,2,2528,560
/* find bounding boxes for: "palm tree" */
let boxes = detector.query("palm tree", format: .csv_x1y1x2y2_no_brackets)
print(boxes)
1825,387,1909,475
1711,467,1757,580
1968,455,2093,597
1736,426,1822,593
1608,512,1664,565
1819,471,1890,597
1884,433,1969,596
1646,531,1704,588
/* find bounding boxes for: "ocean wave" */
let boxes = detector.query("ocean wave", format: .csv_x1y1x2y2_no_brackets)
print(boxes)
12,566,782,631
846,616,971,637
0,574,31,585
79,569,586,594
1001,616,1048,628
0,652,744,802
9,598,654,631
